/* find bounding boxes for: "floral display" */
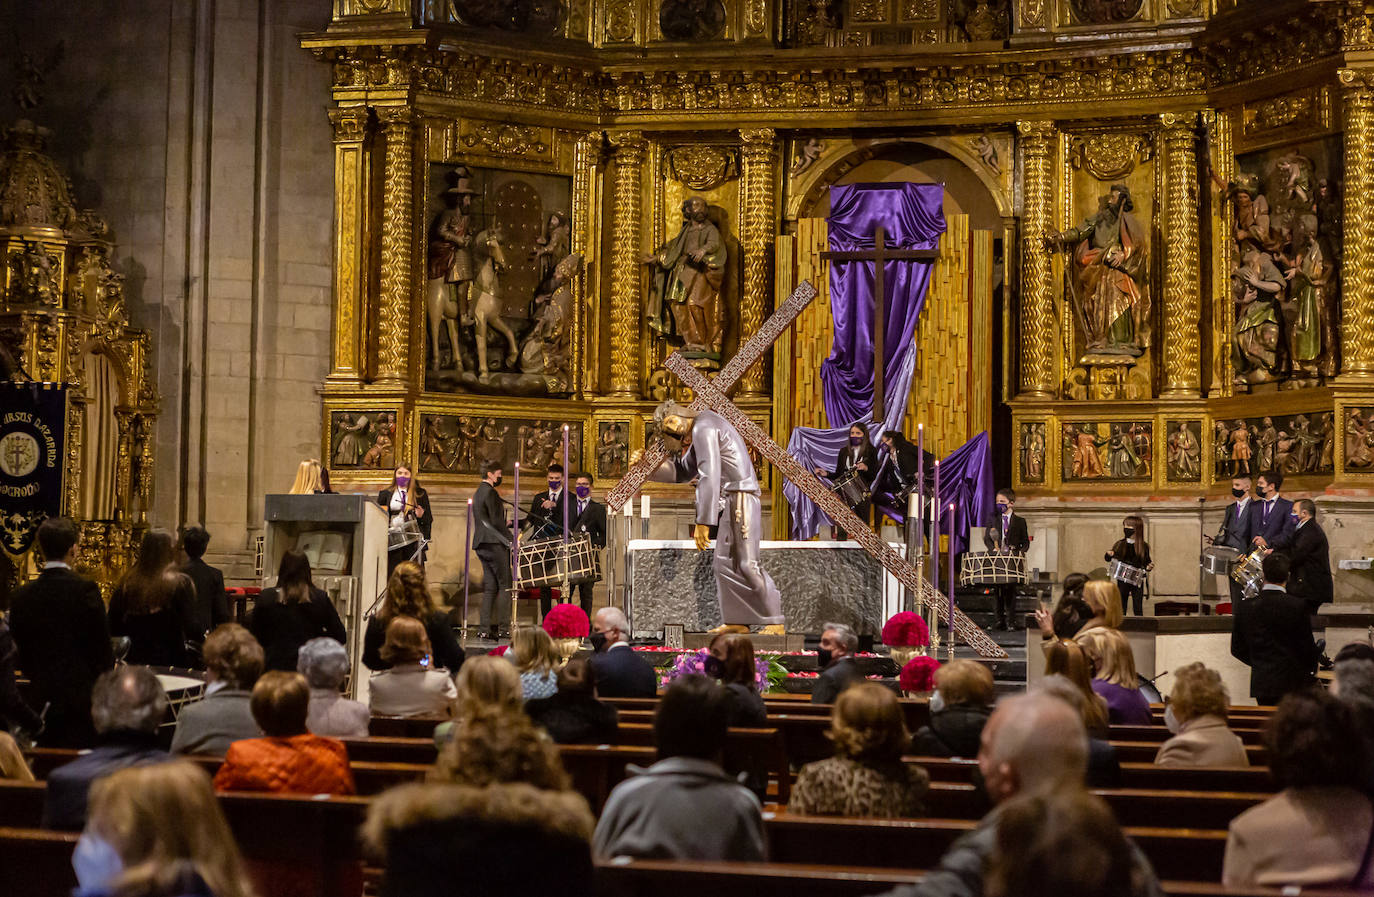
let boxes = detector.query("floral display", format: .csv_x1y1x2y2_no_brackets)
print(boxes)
881,611,930,647
656,648,784,693
899,655,940,694
542,604,590,638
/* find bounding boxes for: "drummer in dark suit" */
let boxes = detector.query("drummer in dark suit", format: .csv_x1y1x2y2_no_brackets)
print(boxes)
379,465,431,576
570,472,608,616
983,488,1030,631
814,424,880,529
1284,499,1332,614
1249,470,1295,553
1207,475,1254,607
526,463,571,619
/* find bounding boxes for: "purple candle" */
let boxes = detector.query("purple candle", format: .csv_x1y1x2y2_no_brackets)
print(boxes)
462,498,473,634
562,425,571,545
512,462,521,595
916,424,924,556
948,501,956,654
931,459,940,596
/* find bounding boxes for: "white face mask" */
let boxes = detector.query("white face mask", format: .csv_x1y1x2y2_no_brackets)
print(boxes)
73,831,123,892
1164,704,1181,734
929,690,946,714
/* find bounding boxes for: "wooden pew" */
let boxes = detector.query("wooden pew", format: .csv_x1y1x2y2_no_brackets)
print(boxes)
559,744,656,813
368,714,449,738
217,792,369,897
0,827,78,897
914,757,1274,793
0,779,46,828
921,781,1266,830
1110,741,1267,766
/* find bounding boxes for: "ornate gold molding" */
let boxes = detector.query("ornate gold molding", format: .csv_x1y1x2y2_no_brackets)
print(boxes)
1205,108,1235,398
1068,132,1153,181
329,107,369,382
1159,112,1200,397
1340,69,1374,382
607,130,645,396
739,128,777,397
328,107,369,142
572,132,600,396
457,120,554,160
1017,120,1056,398
375,106,415,385
666,145,738,191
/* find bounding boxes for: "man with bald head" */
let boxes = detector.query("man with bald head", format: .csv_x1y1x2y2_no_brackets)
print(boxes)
878,694,1163,897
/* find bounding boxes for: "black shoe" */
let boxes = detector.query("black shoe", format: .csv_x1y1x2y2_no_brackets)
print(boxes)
485,626,498,640
996,620,1010,631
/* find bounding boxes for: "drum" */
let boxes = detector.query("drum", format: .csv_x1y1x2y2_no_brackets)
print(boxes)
831,468,871,508
388,517,422,550
960,551,1027,586
517,533,600,588
1109,559,1148,587
1231,548,1265,599
1200,545,1239,576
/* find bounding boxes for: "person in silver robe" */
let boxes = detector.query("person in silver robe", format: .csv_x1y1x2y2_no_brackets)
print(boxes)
651,401,785,634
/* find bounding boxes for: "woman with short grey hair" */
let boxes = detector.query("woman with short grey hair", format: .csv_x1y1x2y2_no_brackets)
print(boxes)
298,637,369,738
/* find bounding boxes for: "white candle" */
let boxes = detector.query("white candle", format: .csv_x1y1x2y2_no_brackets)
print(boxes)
641,494,651,518
623,499,633,517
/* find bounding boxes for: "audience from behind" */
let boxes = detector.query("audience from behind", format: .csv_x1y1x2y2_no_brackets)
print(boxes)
0,609,42,737
364,782,594,897
812,622,862,704
298,636,369,738
1154,662,1248,768
792,682,930,818
1335,642,1374,665
177,524,230,650
1224,689,1374,887
1077,628,1152,725
1230,552,1320,705
287,459,324,495
912,659,995,758
434,654,525,746
593,675,765,861
876,693,1162,897
362,560,464,674
588,606,656,698
74,760,256,897
213,671,354,795
431,705,570,791
108,529,197,668
1034,675,1122,789
1079,580,1124,632
0,730,33,781
10,517,115,747
1042,640,1110,734
170,624,264,755
705,632,767,726
44,666,170,830
1332,656,1374,704
984,791,1137,897
525,657,620,745
510,626,560,700
367,615,457,718
249,550,346,671
1033,572,1093,643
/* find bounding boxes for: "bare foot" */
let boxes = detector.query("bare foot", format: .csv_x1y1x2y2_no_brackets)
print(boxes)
756,624,786,636
708,623,750,635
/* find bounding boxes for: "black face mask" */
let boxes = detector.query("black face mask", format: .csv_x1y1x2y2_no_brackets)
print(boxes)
703,655,724,679
1232,487,1246,498
589,631,608,652
849,436,863,447
1123,527,1134,537
817,647,833,668
493,475,504,487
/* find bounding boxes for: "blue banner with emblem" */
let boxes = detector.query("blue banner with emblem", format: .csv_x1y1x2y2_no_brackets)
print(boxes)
0,382,67,558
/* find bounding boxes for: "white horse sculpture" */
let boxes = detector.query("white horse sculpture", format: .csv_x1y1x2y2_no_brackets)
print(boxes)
425,222,519,383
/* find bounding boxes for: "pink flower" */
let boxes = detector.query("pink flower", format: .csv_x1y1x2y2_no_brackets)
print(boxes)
882,612,930,648
488,645,509,657
542,604,590,638
899,655,940,693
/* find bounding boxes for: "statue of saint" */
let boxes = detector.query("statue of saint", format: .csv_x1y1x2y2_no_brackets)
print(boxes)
1167,422,1200,480
1044,184,1149,356
1232,249,1287,385
644,197,726,358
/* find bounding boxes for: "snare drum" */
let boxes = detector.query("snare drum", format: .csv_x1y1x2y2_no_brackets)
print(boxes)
1109,559,1148,587
388,517,422,550
517,533,600,588
1231,548,1265,599
1200,545,1239,576
961,551,1027,585
831,468,871,508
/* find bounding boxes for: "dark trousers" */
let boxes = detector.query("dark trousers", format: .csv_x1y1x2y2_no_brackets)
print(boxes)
1119,582,1145,616
575,579,594,615
994,584,1017,627
537,581,596,618
1227,577,1245,609
475,544,511,630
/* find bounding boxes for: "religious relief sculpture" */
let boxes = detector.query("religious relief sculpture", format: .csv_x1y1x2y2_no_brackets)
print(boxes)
414,414,583,475
1019,422,1046,483
790,137,824,177
1068,0,1144,24
1165,421,1202,481
1213,413,1333,477
518,252,581,392
1062,421,1150,481
659,0,727,40
449,0,565,35
330,411,397,470
1346,409,1374,472
6,240,60,305
1043,185,1150,357
426,169,478,370
597,421,630,478
644,196,727,362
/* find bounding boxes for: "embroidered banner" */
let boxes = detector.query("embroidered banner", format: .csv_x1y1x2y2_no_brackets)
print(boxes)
0,382,67,557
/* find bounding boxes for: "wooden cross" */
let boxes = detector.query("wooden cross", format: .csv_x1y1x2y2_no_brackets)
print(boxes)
818,225,940,422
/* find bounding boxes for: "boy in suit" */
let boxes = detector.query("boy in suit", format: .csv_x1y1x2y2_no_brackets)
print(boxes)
1209,475,1253,607
984,488,1030,630
1231,552,1319,705
473,459,512,640
178,524,231,648
1249,470,1295,552
571,472,607,616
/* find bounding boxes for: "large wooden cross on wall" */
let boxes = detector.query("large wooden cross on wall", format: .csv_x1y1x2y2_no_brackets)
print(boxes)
818,225,941,422
606,280,1007,660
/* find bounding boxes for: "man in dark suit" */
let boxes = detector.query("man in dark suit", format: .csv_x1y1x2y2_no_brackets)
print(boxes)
1210,475,1254,607
811,622,862,704
9,518,114,748
1231,552,1319,705
1284,499,1333,614
473,459,512,641
814,424,880,527
571,472,607,616
1249,470,1295,553
983,487,1031,631
527,464,572,619
589,606,656,698
178,524,231,648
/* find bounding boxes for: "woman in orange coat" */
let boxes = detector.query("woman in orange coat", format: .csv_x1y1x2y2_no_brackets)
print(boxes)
214,671,354,795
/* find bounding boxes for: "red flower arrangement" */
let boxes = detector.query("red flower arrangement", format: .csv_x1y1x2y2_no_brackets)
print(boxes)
899,655,940,693
488,645,509,657
542,604,590,638
881,611,930,648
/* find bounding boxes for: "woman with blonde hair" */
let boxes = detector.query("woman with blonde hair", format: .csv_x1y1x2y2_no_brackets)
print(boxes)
368,616,457,718
1043,639,1110,735
1079,628,1152,725
455,653,524,718
288,459,323,495
431,705,569,791
911,659,995,758
362,561,465,674
1156,662,1249,767
791,682,930,818
108,529,196,668
75,760,256,897
1080,579,1124,632
510,627,561,700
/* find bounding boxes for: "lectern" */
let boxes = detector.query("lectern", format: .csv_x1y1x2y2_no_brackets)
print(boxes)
263,494,388,700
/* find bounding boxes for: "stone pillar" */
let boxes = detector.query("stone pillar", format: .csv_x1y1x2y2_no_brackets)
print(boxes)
375,106,416,386
1341,69,1374,382
572,132,599,396
1159,112,1201,398
328,107,369,382
739,127,778,396
608,130,646,397
1017,121,1056,398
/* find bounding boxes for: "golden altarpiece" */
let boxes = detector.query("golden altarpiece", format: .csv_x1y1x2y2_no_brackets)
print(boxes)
302,0,1374,560
0,119,159,591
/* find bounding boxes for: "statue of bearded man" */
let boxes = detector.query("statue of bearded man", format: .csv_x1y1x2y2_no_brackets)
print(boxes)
643,197,727,357
1044,184,1150,356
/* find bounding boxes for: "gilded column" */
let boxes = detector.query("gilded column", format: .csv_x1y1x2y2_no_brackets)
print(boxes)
739,128,778,396
328,107,369,382
572,133,599,396
1159,113,1201,397
608,130,646,397
1340,69,1374,381
1017,121,1056,398
375,106,416,386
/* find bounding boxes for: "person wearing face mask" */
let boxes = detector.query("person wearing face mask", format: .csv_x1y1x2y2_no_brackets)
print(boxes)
813,423,880,528
380,465,432,576
705,632,767,727
1283,498,1332,615
526,464,570,618
912,659,995,759
877,429,927,501
472,459,513,641
570,472,607,616
811,623,862,704
1208,476,1254,607
588,607,657,698
983,488,1030,630
1249,470,1296,554
1154,662,1249,768
1105,514,1153,617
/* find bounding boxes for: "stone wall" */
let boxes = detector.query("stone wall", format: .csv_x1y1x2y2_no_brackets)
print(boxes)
3,1,334,577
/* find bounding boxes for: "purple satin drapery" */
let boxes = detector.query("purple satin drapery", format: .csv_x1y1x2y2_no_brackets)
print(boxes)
786,182,946,539
872,431,995,554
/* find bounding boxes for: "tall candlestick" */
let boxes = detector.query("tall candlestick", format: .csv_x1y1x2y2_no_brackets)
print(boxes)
512,462,521,597
462,498,473,639
916,424,924,556
562,425,571,544
931,459,940,596
948,501,956,660
641,494,650,518
623,499,633,517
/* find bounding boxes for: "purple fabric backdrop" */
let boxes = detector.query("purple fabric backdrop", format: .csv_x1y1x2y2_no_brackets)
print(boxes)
872,431,995,554
786,182,946,539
